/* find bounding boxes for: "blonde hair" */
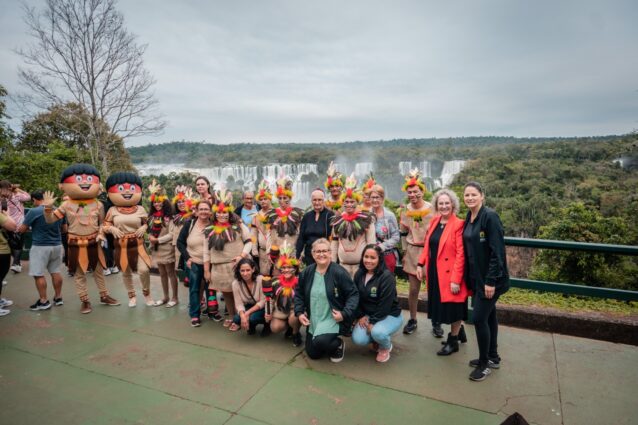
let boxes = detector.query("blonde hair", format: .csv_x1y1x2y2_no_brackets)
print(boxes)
369,184,385,198
312,238,331,251
432,189,460,214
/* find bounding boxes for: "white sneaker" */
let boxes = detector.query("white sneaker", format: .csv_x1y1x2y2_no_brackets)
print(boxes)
10,264,22,273
128,297,137,308
0,298,14,308
2,279,7,286
0,308,10,316
110,267,119,274
103,268,112,276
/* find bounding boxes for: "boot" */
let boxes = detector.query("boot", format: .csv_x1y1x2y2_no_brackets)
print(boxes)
437,333,459,356
459,324,467,343
442,324,468,345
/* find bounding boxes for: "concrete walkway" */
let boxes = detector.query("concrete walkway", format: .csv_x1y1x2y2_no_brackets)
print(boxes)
0,265,636,425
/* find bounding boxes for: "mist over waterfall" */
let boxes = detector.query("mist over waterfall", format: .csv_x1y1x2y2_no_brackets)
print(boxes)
136,158,466,207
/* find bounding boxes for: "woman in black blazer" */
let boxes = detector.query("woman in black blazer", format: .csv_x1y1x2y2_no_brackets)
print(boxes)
462,182,510,382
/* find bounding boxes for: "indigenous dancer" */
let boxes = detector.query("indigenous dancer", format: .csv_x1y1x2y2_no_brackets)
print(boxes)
170,185,195,288
147,180,178,307
203,190,253,328
264,242,302,346
251,180,273,276
265,176,304,276
42,164,120,314
101,172,154,307
360,172,376,212
398,169,435,336
324,161,345,213
330,174,376,278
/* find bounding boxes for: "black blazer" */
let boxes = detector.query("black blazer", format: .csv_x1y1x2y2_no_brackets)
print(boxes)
295,208,335,264
462,206,510,297
294,262,359,335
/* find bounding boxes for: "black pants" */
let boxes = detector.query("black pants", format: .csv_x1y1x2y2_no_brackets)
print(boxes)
11,233,24,266
102,234,115,268
305,332,341,360
0,254,11,297
472,294,500,365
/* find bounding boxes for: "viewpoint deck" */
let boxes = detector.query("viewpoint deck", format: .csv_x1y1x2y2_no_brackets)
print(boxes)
0,266,636,425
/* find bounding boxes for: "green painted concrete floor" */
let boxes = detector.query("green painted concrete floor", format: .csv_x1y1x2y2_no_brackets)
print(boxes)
1,265,637,425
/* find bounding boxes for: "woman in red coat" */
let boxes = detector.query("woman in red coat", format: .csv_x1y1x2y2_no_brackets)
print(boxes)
416,188,469,356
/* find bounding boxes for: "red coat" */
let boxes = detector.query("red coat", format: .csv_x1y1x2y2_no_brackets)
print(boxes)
418,214,469,303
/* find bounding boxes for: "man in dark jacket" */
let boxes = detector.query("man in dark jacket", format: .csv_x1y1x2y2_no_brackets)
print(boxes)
294,238,359,362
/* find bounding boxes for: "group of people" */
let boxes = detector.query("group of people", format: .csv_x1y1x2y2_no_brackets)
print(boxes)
0,162,510,381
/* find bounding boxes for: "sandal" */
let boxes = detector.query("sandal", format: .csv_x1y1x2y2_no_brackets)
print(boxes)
223,319,232,328
166,300,178,308
154,299,168,307
228,323,241,332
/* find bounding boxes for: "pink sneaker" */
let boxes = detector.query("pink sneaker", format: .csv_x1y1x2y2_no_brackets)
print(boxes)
376,344,393,363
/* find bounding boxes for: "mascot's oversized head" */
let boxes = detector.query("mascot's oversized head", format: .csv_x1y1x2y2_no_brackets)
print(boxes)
105,172,143,207
59,163,102,200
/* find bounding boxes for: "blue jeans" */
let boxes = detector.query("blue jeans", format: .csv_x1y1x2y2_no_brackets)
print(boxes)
232,303,266,327
352,314,403,350
187,263,205,319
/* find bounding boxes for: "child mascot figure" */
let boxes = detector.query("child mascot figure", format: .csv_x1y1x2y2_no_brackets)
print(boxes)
101,172,154,307
42,164,120,314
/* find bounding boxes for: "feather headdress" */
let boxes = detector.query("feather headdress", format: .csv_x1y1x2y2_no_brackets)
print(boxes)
213,188,234,213
275,175,294,199
276,241,299,269
361,172,376,194
255,179,273,201
147,179,167,203
340,173,363,203
324,161,345,189
402,168,426,193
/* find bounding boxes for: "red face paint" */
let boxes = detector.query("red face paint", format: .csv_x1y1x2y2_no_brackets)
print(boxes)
62,174,100,185
107,183,141,193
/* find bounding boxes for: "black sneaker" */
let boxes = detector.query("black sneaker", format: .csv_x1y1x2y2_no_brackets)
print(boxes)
247,323,257,335
469,357,501,369
432,323,444,338
330,338,345,363
260,323,272,338
284,326,293,338
191,318,201,327
469,365,492,381
403,318,417,334
30,299,51,311
53,297,64,306
292,332,303,347
208,312,223,322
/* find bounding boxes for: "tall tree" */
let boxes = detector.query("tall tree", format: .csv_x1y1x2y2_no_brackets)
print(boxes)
16,0,165,173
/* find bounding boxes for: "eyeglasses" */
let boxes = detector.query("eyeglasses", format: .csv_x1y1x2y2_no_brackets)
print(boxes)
370,196,382,200
313,249,330,255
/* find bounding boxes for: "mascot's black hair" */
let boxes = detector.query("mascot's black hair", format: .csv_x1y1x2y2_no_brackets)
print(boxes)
105,172,143,188
60,164,101,183
105,172,144,206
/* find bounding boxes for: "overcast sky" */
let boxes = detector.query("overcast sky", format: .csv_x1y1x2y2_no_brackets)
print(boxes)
1,0,637,146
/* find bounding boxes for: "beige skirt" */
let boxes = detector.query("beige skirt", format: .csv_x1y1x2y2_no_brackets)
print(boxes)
402,244,424,276
152,242,175,265
210,261,235,292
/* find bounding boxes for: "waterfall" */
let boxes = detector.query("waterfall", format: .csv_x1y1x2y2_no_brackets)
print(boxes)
440,160,466,187
353,162,373,177
398,161,412,176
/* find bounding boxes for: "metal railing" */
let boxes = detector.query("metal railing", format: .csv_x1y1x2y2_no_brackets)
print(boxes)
504,237,638,302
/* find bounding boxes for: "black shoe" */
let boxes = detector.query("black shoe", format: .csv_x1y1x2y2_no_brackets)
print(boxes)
190,318,201,327
30,299,51,311
432,323,444,338
469,365,492,381
459,324,467,343
284,326,293,338
247,323,257,335
292,332,303,347
208,312,223,322
437,333,459,356
330,338,345,363
469,357,501,369
403,319,417,334
260,323,272,337
53,297,64,306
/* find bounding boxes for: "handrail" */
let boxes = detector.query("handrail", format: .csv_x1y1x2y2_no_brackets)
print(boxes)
505,237,638,255
504,238,638,301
